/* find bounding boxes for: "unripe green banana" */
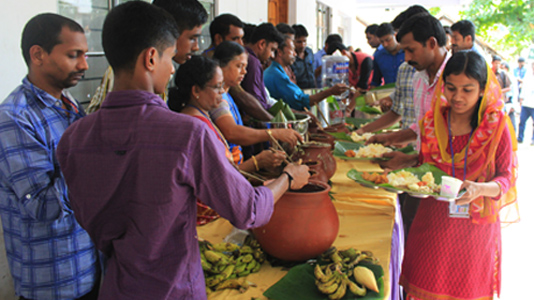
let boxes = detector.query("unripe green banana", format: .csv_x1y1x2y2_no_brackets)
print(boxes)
328,279,347,300
215,278,243,290
346,277,366,296
241,253,254,264
314,264,326,281
205,274,225,287
315,275,340,295
201,258,212,272
212,242,240,253
244,259,258,272
204,250,224,264
251,260,261,273
220,264,235,279
240,245,254,254
237,269,250,277
234,262,246,274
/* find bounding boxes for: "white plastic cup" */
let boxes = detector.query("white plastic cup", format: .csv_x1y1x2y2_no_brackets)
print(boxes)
440,176,463,198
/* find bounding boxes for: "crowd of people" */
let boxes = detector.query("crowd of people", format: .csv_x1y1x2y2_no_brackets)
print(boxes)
0,0,521,299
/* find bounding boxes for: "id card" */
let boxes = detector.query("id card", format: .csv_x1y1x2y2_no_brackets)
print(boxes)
449,203,469,218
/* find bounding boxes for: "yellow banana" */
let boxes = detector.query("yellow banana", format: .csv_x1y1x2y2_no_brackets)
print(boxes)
314,264,326,281
215,278,243,290
316,278,339,295
344,275,366,296
330,250,343,264
315,273,340,294
328,279,347,300
205,274,225,287
204,250,224,264
212,242,240,253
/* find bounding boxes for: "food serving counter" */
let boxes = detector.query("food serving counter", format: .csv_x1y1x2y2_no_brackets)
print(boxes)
197,158,403,300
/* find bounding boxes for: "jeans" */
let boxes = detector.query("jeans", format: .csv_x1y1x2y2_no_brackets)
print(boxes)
518,106,534,142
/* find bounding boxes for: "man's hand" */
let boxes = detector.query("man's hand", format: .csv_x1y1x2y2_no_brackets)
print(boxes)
376,152,418,171
257,150,286,169
375,96,392,112
283,163,310,190
328,83,349,96
272,129,303,148
366,132,392,146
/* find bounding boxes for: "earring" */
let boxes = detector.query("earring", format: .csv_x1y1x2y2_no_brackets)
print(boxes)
196,95,199,99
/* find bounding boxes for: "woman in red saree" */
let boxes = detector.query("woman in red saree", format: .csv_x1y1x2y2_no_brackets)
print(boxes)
400,51,518,299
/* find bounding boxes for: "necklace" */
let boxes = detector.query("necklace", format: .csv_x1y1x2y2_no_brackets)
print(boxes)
187,104,230,149
448,111,474,180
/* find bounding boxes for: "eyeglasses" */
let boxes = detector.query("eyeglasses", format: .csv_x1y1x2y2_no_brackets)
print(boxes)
205,82,226,92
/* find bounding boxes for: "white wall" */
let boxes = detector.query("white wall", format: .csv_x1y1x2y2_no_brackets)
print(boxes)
216,0,268,24
0,1,57,100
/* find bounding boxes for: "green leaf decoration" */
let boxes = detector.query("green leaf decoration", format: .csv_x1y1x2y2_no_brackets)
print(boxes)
263,263,384,300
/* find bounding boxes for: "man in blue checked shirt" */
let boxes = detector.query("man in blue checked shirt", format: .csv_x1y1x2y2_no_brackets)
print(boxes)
0,14,100,300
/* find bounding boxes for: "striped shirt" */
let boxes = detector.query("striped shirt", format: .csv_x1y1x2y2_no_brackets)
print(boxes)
0,77,99,299
409,52,451,138
390,62,416,130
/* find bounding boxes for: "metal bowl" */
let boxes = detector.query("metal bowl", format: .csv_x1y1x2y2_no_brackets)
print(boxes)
257,113,311,136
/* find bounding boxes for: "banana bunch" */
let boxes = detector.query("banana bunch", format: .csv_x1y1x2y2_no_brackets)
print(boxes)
313,247,380,299
199,238,265,294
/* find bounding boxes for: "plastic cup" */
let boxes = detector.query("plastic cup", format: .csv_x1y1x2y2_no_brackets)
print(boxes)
440,176,463,198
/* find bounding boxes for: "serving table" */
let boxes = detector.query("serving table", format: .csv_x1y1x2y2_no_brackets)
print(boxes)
197,158,403,300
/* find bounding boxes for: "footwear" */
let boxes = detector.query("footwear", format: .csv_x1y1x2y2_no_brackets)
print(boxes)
518,140,523,144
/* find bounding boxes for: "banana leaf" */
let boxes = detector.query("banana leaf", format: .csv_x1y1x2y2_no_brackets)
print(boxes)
333,141,415,161
345,117,375,128
271,110,288,123
268,100,285,117
368,83,396,91
357,105,382,115
326,132,353,142
282,103,297,121
347,163,452,197
326,95,340,111
263,262,384,300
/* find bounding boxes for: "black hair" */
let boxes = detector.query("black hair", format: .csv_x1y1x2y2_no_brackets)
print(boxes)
492,55,502,62
276,23,295,36
396,13,447,47
325,34,343,45
21,13,84,66
326,42,347,55
450,20,476,41
292,24,309,38
102,1,178,71
443,51,487,129
168,55,219,112
242,23,257,45
376,23,395,38
443,25,452,36
152,0,207,33
277,35,293,51
391,5,429,30
365,24,379,35
209,13,243,42
213,41,245,67
250,23,284,45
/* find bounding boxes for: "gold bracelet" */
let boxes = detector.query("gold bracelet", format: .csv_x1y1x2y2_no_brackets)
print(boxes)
251,155,260,171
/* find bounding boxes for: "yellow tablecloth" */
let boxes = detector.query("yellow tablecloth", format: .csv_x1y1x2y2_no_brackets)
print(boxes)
198,158,398,299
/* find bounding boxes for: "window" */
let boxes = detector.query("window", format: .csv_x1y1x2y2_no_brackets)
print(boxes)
316,2,331,52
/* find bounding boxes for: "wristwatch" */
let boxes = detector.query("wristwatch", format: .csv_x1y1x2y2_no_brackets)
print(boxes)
283,171,293,190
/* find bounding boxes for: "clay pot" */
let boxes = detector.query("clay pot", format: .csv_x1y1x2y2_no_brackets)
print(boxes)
321,123,350,134
309,133,335,150
293,142,336,180
304,161,328,183
252,181,339,262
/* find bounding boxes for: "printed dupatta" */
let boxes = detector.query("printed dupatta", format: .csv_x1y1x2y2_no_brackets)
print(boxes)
420,63,518,224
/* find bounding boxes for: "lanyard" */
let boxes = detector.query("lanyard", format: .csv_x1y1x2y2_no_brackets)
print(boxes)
448,111,474,180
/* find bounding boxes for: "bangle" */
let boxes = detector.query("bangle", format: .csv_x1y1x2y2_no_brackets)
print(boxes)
283,171,293,190
251,155,260,171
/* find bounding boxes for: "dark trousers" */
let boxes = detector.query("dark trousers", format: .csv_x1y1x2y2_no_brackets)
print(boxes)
518,106,534,143
399,194,421,244
19,282,99,300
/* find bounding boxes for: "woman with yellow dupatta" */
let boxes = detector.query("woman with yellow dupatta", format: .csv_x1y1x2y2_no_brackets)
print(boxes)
400,51,518,299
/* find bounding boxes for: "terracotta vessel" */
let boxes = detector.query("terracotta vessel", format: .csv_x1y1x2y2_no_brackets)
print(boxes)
252,181,339,262
293,142,336,179
304,161,328,183
309,133,335,150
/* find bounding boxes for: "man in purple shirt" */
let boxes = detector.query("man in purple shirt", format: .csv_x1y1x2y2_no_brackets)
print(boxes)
241,23,284,110
56,2,309,300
